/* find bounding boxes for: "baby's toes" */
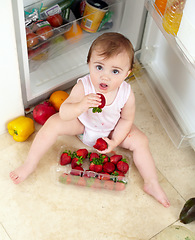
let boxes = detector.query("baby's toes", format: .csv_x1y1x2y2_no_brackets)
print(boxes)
10,171,19,180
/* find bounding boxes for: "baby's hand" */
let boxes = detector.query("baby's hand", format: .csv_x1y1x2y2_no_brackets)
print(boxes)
79,93,101,113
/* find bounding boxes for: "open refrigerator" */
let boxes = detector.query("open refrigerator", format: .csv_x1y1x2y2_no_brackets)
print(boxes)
12,0,195,150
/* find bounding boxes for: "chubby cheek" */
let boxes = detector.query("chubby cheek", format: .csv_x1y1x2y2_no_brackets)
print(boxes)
113,77,125,88
90,71,99,85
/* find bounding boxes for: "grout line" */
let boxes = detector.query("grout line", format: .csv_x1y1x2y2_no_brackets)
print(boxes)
156,165,187,202
0,222,12,240
149,219,179,239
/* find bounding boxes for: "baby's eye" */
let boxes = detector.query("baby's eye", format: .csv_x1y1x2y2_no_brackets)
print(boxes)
113,69,119,74
96,65,103,71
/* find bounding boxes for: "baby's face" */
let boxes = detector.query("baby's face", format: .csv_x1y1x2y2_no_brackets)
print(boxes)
88,49,131,94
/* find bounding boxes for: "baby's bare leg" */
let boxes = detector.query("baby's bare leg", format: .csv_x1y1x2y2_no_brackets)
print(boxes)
120,124,170,208
10,113,84,184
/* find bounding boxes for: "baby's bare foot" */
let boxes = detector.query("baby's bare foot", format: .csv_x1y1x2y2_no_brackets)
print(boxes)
10,162,36,184
144,180,170,208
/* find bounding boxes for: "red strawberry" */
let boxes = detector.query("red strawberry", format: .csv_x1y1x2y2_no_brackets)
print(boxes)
71,175,80,184
115,182,126,191
77,177,86,186
89,163,102,173
91,178,102,188
66,175,72,184
73,166,84,171
59,173,68,183
86,177,96,187
103,180,114,190
117,159,129,174
70,166,84,176
95,165,103,173
101,154,109,163
89,162,95,171
89,152,99,162
83,170,97,178
59,173,72,184
60,151,72,165
92,93,106,113
98,172,110,180
71,157,83,169
112,170,125,177
93,138,108,151
110,154,122,165
76,148,88,159
103,162,115,174
89,157,104,173
111,170,125,181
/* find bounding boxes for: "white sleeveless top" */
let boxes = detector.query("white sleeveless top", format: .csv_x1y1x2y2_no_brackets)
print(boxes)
78,74,131,147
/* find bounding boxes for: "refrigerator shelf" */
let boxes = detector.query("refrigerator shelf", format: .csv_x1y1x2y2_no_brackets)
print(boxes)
134,52,195,150
17,0,125,107
145,0,195,78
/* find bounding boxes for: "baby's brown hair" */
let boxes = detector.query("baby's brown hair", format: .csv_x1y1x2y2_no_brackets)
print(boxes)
87,32,134,70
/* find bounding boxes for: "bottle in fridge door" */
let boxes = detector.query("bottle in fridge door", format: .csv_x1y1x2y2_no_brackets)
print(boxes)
162,0,187,35
154,0,167,16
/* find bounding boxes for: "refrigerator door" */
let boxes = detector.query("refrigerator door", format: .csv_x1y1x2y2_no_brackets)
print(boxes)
119,0,147,51
134,0,195,150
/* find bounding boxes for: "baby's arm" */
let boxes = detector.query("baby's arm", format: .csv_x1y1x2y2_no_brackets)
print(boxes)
59,81,101,121
101,90,135,153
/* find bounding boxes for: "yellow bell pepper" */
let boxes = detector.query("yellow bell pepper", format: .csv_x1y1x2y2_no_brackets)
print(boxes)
7,116,35,142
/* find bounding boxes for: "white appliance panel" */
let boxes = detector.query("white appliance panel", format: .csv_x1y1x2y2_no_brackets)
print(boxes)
135,1,195,150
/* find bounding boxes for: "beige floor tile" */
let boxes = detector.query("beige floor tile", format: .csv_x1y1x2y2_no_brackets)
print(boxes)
0,136,187,240
0,223,11,240
151,223,195,240
0,132,16,151
0,81,194,240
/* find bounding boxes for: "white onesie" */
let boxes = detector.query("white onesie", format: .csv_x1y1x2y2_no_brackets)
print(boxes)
78,74,131,147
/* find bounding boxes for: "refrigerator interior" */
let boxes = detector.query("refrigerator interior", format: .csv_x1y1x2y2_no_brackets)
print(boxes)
134,0,195,150
12,0,146,108
13,0,144,108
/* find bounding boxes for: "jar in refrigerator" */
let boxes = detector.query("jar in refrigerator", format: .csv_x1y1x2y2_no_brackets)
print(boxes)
162,0,186,35
40,0,74,19
80,0,108,33
154,0,167,15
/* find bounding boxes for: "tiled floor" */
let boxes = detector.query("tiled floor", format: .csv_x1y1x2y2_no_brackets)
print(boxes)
0,81,195,240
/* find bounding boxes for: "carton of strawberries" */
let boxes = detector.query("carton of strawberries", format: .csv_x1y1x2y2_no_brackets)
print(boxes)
56,139,131,191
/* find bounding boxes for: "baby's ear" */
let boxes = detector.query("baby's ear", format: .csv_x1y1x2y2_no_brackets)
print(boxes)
126,70,131,78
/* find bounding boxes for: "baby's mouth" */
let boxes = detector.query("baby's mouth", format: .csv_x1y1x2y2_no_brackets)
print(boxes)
100,83,108,90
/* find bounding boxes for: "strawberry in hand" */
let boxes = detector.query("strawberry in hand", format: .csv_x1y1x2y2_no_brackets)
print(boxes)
93,138,108,151
92,93,106,113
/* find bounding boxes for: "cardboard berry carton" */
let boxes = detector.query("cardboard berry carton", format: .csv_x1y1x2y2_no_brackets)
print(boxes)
54,145,132,191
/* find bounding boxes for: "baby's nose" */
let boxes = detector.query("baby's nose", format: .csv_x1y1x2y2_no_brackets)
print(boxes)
101,73,110,81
